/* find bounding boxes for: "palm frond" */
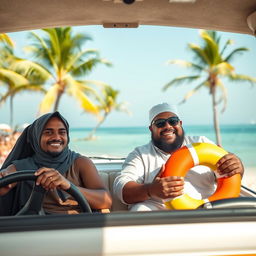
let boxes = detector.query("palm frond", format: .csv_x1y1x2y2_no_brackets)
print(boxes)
43,28,61,61
0,68,28,85
179,80,206,104
82,79,110,87
9,59,52,82
200,30,222,65
11,84,47,94
220,39,233,56
0,84,45,105
188,43,209,66
71,58,110,77
228,73,256,86
39,84,59,113
224,47,249,62
213,62,234,76
25,27,111,116
0,34,14,47
163,75,200,91
68,81,99,114
65,49,100,73
65,76,103,106
114,101,131,116
28,31,58,70
167,59,204,72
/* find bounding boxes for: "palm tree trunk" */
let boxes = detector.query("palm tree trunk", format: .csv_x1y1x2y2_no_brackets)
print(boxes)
53,81,65,111
211,87,222,146
87,120,103,140
87,113,107,140
53,93,62,112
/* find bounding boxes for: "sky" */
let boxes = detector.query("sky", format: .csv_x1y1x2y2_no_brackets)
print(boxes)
1,25,256,128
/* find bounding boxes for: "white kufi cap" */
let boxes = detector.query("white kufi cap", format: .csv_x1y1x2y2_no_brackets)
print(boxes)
149,103,179,124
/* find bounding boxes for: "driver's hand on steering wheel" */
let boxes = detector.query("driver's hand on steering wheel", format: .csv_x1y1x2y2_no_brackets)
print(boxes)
0,169,17,196
35,168,71,191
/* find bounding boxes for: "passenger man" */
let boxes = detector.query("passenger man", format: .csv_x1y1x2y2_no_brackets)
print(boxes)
113,103,243,211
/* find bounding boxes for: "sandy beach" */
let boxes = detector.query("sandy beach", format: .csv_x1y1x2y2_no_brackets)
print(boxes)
242,167,256,192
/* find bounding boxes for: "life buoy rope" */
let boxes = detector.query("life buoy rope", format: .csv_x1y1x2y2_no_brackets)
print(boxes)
162,143,241,210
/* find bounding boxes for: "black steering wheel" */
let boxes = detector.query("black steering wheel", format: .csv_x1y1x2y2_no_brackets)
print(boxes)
0,170,92,215
198,197,256,209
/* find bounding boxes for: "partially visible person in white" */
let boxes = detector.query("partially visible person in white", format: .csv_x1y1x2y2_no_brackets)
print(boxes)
113,103,244,211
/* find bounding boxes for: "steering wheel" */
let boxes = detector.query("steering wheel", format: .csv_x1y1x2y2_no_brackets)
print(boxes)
198,197,256,209
0,170,92,215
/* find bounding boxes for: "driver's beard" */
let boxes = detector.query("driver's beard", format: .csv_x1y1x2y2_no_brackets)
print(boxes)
152,128,185,154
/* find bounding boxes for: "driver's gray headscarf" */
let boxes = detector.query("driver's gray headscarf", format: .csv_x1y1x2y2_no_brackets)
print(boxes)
0,111,80,215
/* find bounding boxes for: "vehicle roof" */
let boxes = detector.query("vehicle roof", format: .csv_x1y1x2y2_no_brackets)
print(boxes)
1,0,256,34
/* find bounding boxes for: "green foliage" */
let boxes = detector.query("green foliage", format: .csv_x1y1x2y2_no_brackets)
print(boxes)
0,33,46,127
15,27,112,114
163,29,256,145
0,28,113,128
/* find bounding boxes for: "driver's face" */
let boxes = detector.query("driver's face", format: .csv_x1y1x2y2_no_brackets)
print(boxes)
40,117,68,156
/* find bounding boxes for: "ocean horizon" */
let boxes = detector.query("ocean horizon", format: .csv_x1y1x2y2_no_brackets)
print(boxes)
69,124,256,169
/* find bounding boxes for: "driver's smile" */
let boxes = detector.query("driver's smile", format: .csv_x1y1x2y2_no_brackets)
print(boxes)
47,140,64,147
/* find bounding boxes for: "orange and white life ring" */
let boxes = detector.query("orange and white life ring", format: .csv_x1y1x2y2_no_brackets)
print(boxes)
162,142,241,210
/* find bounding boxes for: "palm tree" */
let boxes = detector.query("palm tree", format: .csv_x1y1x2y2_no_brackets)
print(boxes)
163,30,256,145
0,34,14,47
0,35,46,128
13,27,112,115
85,84,130,140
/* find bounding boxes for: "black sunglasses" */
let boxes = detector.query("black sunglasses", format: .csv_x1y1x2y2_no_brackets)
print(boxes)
152,116,180,128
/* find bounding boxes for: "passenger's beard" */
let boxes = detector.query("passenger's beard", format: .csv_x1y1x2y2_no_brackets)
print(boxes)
152,128,185,154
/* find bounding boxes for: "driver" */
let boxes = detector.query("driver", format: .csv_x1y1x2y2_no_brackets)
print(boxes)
113,102,244,211
0,112,112,215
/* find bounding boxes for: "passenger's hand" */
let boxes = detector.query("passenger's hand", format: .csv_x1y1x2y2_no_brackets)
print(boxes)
34,168,71,191
0,169,17,196
216,153,244,177
148,165,184,199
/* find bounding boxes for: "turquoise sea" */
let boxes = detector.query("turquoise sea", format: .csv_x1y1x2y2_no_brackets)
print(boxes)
69,124,256,169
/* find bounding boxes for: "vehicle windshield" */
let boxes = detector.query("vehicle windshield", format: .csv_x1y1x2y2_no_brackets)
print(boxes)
1,25,256,191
